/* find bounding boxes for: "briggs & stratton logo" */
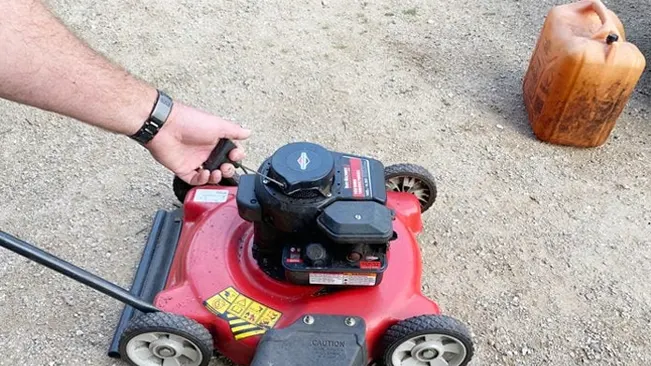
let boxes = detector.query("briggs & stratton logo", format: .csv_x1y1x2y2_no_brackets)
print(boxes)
297,152,310,170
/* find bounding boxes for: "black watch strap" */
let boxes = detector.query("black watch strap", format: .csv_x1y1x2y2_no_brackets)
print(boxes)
130,90,174,145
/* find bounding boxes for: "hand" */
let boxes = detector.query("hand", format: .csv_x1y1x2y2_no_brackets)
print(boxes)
145,102,251,185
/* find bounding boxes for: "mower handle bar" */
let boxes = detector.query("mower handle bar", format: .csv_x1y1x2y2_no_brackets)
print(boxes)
0,231,160,314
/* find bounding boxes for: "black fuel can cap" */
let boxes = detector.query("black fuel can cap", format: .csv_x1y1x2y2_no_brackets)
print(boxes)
268,142,335,195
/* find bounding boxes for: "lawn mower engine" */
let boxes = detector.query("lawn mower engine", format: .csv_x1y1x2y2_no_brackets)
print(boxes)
236,142,395,288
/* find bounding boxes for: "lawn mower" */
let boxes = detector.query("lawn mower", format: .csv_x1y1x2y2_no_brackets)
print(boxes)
0,139,475,366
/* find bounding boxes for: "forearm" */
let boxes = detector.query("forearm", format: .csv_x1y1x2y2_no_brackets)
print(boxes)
0,0,156,136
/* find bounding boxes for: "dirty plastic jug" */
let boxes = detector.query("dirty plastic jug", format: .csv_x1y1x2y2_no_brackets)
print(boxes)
523,0,646,147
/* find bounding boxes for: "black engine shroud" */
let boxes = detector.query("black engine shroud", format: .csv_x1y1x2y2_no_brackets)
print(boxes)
236,142,396,286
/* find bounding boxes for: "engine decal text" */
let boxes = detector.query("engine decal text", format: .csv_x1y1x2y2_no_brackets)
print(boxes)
204,286,283,340
340,156,372,199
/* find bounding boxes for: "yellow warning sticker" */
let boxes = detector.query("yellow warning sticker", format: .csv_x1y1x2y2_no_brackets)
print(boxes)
204,287,283,340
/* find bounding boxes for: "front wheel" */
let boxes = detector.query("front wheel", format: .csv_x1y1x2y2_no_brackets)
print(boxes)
380,314,474,366
119,312,214,366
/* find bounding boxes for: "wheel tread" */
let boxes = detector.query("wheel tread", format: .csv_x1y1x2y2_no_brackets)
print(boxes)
384,163,438,212
381,314,474,366
119,312,213,366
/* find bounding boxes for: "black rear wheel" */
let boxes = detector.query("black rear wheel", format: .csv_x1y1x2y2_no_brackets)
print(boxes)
119,312,214,366
380,314,474,366
384,164,437,212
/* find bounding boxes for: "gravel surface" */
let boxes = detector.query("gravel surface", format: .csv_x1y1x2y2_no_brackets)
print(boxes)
0,0,649,365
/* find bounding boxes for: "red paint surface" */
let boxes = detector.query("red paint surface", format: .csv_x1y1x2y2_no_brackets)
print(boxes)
154,187,440,365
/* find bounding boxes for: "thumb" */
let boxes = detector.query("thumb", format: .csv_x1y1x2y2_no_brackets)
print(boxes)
219,121,251,140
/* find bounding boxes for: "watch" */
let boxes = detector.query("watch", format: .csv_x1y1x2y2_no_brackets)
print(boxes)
130,89,174,145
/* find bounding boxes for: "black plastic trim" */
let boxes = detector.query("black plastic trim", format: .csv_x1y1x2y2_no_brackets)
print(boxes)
107,208,183,358
251,314,368,366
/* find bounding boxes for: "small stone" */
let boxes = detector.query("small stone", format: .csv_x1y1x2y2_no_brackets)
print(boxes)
75,330,84,336
427,19,434,24
496,124,504,129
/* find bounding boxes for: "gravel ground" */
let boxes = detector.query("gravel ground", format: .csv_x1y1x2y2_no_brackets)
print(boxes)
0,0,649,365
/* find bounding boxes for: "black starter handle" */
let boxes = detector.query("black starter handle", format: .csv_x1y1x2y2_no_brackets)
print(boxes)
172,138,240,200
203,138,239,171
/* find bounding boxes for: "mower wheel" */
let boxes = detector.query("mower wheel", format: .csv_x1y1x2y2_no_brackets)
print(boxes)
380,314,474,366
119,312,214,366
384,164,437,212
173,173,240,203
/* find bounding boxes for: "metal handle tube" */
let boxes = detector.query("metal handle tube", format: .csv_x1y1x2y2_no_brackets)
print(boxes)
0,231,159,313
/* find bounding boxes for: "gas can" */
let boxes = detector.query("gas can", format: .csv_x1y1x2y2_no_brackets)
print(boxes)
523,0,646,147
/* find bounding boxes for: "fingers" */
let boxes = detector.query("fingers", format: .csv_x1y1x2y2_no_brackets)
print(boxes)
209,169,223,184
220,163,236,179
178,167,228,186
178,169,211,186
220,121,252,141
228,147,246,163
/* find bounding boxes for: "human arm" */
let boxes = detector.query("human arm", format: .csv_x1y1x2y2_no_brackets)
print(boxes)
0,0,249,184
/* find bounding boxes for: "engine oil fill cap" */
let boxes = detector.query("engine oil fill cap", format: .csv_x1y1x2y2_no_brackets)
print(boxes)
268,142,335,195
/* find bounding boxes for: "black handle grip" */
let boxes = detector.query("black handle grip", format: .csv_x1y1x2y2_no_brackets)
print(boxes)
203,139,238,172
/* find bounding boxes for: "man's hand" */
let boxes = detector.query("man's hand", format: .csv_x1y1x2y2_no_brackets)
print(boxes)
145,103,251,185
0,1,252,186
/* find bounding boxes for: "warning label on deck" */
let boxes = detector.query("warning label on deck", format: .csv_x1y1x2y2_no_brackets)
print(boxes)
341,156,372,199
309,272,377,286
204,287,283,340
194,189,229,203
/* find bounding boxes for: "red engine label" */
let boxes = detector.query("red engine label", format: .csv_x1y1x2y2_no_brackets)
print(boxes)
360,261,381,269
341,156,372,199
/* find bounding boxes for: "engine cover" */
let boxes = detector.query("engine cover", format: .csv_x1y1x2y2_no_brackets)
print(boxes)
267,142,335,196
236,142,396,286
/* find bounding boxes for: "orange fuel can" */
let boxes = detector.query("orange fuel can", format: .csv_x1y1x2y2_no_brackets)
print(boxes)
523,0,646,147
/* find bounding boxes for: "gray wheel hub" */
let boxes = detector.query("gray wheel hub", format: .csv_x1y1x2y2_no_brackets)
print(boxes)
386,176,432,206
391,333,467,366
126,331,204,366
150,338,181,358
411,341,440,361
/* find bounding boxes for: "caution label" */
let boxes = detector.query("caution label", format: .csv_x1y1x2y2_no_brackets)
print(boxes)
204,287,282,340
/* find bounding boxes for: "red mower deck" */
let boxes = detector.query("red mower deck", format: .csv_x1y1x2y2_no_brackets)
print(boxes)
147,187,437,365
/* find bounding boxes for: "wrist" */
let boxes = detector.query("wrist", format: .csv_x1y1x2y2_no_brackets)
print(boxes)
120,85,159,137
128,89,175,145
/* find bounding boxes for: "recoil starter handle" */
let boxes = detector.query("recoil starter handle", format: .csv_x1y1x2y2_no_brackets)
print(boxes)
202,138,241,172
173,138,240,193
